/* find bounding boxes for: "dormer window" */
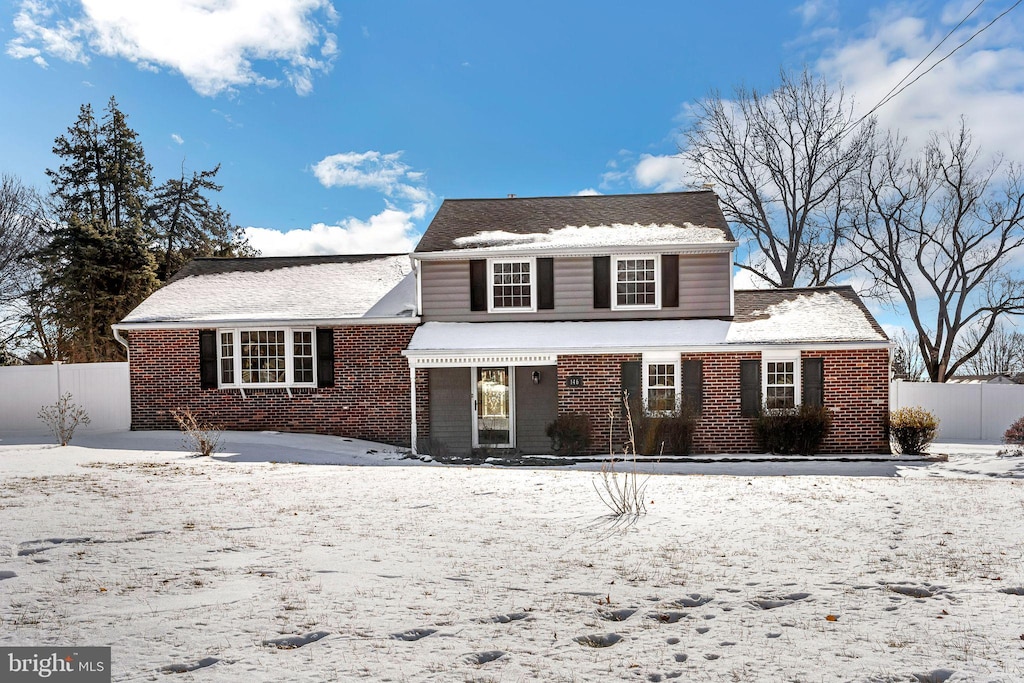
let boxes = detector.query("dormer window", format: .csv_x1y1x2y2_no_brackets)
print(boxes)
488,258,536,312
613,255,660,310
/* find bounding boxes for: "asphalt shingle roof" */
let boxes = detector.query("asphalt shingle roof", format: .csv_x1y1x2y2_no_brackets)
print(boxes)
414,191,734,253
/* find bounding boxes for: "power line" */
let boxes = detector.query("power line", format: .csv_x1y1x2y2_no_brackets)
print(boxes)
846,0,1022,133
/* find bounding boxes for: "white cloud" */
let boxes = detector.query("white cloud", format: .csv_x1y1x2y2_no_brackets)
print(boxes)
312,150,434,207
6,0,339,97
243,208,420,257
243,149,435,257
814,4,1024,160
170,133,183,145
633,154,689,192
794,0,838,26
575,188,601,196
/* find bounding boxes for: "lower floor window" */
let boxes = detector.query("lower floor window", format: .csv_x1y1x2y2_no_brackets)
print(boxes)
647,362,678,412
765,360,796,409
219,328,315,387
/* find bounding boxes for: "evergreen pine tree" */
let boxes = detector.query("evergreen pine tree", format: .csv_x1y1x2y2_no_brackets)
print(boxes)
39,97,158,362
147,164,256,282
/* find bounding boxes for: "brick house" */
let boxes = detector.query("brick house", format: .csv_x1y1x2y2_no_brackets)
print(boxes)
115,191,891,454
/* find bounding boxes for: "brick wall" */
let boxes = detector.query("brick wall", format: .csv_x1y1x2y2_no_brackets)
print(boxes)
557,353,641,454
127,325,420,447
556,348,889,455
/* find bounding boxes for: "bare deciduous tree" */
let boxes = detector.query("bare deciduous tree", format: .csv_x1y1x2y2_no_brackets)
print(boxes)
891,328,927,381
954,322,1024,377
0,173,45,357
681,69,874,288
854,122,1024,382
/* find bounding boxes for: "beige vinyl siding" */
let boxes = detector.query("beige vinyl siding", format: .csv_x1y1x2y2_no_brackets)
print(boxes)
420,253,731,321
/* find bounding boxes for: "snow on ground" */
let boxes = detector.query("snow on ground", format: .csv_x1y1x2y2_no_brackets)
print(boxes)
2,431,1023,682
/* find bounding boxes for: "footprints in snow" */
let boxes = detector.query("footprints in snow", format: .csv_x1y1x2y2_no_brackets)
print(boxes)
261,631,329,650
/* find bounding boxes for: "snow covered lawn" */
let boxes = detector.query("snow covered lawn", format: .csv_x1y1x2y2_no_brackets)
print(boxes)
1,431,1023,682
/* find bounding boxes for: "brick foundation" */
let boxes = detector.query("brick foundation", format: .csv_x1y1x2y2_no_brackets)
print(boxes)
127,325,420,448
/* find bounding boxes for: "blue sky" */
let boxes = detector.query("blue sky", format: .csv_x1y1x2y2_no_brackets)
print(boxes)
2,0,1023,292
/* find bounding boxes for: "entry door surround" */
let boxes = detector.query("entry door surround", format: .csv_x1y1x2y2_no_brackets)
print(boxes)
472,365,515,448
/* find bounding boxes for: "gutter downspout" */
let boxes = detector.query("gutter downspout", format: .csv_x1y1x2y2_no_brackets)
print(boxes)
113,325,129,357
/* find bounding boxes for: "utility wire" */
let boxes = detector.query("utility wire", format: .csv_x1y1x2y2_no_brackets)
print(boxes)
845,0,1022,134
866,0,986,119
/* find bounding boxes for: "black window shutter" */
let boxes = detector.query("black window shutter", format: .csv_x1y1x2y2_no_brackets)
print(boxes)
682,359,703,412
740,359,761,417
802,357,824,407
469,260,487,311
661,254,679,308
537,258,554,310
316,328,335,388
199,330,217,389
593,256,611,309
621,361,642,414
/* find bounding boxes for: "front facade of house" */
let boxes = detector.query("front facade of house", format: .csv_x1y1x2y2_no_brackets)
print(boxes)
116,192,891,455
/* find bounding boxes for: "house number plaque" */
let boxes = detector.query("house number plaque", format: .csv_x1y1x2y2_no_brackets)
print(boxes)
566,376,584,387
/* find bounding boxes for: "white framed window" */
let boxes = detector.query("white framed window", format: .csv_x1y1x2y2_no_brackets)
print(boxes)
613,255,660,310
642,352,680,414
218,327,316,388
488,258,536,312
763,352,800,410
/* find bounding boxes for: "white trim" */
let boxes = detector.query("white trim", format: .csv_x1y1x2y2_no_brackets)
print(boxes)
471,365,515,449
404,342,890,363
641,352,681,415
611,254,661,311
408,353,557,369
413,258,423,318
410,242,738,261
217,326,317,390
762,350,801,409
410,365,418,455
114,317,420,331
487,256,537,313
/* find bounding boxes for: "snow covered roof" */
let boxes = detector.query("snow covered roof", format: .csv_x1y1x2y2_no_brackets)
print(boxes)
415,191,735,254
119,254,416,326
406,287,887,355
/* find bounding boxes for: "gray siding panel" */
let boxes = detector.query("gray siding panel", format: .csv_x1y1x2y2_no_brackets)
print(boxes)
428,367,472,456
514,366,557,454
421,254,731,322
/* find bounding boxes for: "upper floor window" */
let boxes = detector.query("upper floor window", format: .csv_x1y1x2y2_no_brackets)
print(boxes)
613,255,659,309
489,258,536,312
218,328,316,387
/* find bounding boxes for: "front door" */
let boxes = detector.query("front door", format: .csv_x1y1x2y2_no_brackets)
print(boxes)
473,366,514,448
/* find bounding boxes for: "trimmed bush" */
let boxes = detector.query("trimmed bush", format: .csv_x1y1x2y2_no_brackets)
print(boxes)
889,407,938,455
546,413,591,455
627,397,699,456
754,404,833,455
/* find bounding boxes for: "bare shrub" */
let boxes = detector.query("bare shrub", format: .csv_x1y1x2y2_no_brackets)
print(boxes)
754,404,833,455
37,392,90,446
172,409,222,457
594,394,648,517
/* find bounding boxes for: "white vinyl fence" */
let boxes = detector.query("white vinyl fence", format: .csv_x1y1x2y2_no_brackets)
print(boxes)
890,380,1024,442
0,362,130,435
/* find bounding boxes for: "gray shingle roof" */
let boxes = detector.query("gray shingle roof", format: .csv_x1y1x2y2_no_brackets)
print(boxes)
414,191,734,253
121,254,415,324
733,286,888,341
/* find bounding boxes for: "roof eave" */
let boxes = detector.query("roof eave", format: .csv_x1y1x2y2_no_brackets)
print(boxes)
114,316,422,331
412,241,738,261
403,339,893,358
